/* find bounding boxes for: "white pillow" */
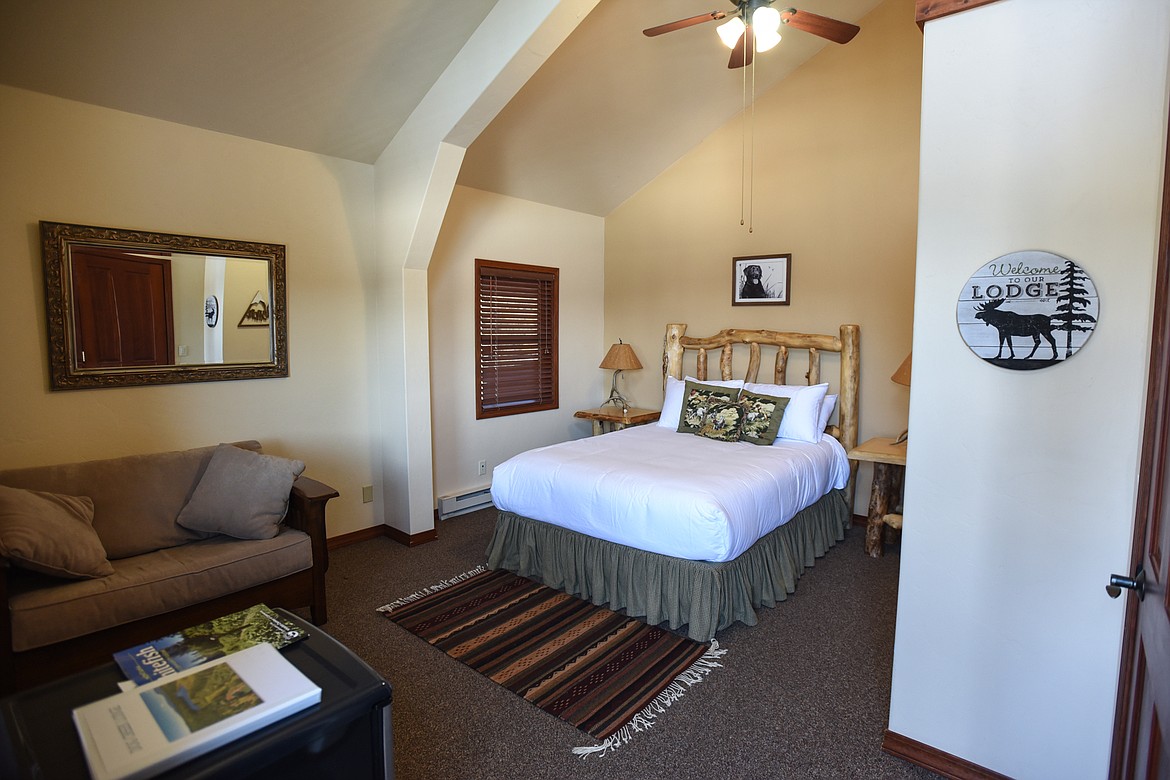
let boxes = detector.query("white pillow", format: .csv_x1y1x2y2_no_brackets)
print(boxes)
818,394,838,432
742,382,829,443
659,375,744,428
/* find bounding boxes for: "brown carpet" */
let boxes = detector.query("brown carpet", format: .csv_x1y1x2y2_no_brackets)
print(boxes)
317,507,943,779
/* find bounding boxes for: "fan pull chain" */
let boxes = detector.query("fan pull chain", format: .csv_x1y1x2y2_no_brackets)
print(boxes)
748,33,756,234
737,26,758,232
740,42,748,230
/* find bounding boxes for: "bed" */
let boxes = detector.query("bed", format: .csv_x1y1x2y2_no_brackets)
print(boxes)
485,322,860,641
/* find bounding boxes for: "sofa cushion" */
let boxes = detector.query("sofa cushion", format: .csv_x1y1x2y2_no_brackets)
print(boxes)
8,527,312,651
176,445,306,540
0,441,263,560
0,486,115,579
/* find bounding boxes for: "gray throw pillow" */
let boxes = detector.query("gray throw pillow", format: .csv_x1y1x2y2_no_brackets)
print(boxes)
176,444,306,540
0,485,115,578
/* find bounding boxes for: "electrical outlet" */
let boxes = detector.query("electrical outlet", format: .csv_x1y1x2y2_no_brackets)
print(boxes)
477,459,487,476
362,485,373,503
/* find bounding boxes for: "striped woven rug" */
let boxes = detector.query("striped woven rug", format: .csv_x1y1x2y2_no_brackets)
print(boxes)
377,566,725,756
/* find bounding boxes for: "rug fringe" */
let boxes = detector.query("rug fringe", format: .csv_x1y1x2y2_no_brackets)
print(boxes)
375,564,487,614
571,638,728,758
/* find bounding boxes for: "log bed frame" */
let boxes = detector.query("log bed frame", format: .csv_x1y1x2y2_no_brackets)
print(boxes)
485,321,861,641
663,322,861,504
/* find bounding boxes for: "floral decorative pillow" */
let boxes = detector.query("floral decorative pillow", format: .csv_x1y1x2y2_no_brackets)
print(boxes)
739,391,790,446
697,401,746,442
660,376,743,428
677,380,741,434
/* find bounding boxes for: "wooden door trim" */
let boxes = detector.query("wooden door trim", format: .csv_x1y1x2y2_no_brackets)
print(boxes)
883,730,1011,779
916,0,1001,27
1108,83,1170,780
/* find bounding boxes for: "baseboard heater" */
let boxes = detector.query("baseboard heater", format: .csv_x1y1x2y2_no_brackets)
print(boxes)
437,486,493,520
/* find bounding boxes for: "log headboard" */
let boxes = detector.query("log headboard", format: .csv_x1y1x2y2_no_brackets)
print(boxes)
662,323,861,499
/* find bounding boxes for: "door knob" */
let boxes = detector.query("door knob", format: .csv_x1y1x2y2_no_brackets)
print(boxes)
1106,567,1145,601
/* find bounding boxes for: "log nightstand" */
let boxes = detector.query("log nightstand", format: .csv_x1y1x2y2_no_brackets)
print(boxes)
574,407,660,436
847,436,907,558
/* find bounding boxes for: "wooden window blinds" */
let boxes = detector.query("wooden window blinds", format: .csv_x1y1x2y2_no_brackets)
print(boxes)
475,258,559,419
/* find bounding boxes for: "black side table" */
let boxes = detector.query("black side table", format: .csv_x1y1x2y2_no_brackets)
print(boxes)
0,609,393,779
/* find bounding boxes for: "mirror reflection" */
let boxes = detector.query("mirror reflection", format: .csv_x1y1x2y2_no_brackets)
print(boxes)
41,222,288,389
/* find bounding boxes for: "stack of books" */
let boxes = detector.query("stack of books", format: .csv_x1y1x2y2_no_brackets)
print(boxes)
71,604,320,780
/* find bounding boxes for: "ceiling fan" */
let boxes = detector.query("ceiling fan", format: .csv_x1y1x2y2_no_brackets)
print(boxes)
643,2,861,69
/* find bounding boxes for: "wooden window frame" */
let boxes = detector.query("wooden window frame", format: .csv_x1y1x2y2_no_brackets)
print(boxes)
475,258,559,419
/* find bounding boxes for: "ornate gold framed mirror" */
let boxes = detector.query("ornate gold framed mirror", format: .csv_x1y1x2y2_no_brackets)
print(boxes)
41,221,289,389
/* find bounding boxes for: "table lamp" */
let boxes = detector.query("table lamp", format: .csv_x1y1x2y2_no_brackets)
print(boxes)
891,351,911,444
600,340,642,410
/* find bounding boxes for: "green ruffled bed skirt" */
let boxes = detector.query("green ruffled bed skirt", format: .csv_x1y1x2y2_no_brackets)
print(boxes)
484,489,851,642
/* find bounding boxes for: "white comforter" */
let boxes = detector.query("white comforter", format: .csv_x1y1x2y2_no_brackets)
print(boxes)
490,424,850,562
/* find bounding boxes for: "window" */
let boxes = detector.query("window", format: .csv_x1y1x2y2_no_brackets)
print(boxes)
475,259,558,419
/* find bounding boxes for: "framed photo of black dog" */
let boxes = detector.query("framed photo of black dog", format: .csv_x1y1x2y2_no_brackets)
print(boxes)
732,254,790,305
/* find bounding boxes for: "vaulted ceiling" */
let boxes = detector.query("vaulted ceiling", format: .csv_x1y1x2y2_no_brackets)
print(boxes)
0,0,882,216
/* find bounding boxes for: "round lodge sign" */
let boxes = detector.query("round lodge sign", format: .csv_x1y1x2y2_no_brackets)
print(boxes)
956,251,1098,370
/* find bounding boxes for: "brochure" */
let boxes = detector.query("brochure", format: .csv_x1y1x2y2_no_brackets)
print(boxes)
74,643,320,780
114,604,307,685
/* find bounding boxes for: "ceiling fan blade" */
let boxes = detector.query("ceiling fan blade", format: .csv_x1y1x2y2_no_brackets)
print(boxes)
643,11,727,37
728,26,754,69
780,8,860,44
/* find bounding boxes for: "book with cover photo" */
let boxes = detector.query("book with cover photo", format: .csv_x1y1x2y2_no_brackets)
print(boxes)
114,603,307,685
74,642,321,780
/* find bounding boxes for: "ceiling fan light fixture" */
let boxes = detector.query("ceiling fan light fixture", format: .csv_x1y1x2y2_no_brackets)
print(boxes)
755,28,781,52
751,6,782,34
752,5,782,51
716,15,746,49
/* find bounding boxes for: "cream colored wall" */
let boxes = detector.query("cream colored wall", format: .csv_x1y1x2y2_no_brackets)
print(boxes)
0,85,378,538
370,2,594,538
171,255,205,364
428,185,605,502
169,255,269,364
892,2,1169,777
222,258,272,364
604,0,921,513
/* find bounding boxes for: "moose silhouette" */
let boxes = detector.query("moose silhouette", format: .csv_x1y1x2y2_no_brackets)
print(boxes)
973,298,1058,360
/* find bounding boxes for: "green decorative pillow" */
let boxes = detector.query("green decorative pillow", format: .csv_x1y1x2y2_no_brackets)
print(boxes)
739,391,790,446
0,485,114,579
177,444,306,540
677,380,741,434
697,401,746,442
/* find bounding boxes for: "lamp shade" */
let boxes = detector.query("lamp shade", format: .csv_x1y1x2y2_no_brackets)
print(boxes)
752,6,780,33
891,352,912,386
716,16,745,48
600,342,642,371
754,28,781,52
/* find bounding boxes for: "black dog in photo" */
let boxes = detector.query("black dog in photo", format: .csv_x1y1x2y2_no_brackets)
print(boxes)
740,264,768,298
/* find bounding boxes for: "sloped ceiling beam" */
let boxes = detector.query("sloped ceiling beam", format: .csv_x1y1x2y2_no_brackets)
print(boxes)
372,0,600,538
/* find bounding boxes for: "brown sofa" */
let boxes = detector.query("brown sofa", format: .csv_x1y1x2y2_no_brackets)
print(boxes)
0,441,337,692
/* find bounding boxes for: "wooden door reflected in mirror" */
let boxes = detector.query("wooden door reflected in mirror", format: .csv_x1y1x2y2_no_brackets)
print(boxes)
70,246,175,369
40,221,288,389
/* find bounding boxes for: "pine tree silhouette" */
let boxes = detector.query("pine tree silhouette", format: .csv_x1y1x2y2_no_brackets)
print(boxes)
1051,260,1097,358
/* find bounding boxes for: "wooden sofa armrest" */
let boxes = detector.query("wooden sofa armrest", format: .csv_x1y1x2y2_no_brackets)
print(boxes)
0,558,11,689
290,475,342,504
285,475,339,624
